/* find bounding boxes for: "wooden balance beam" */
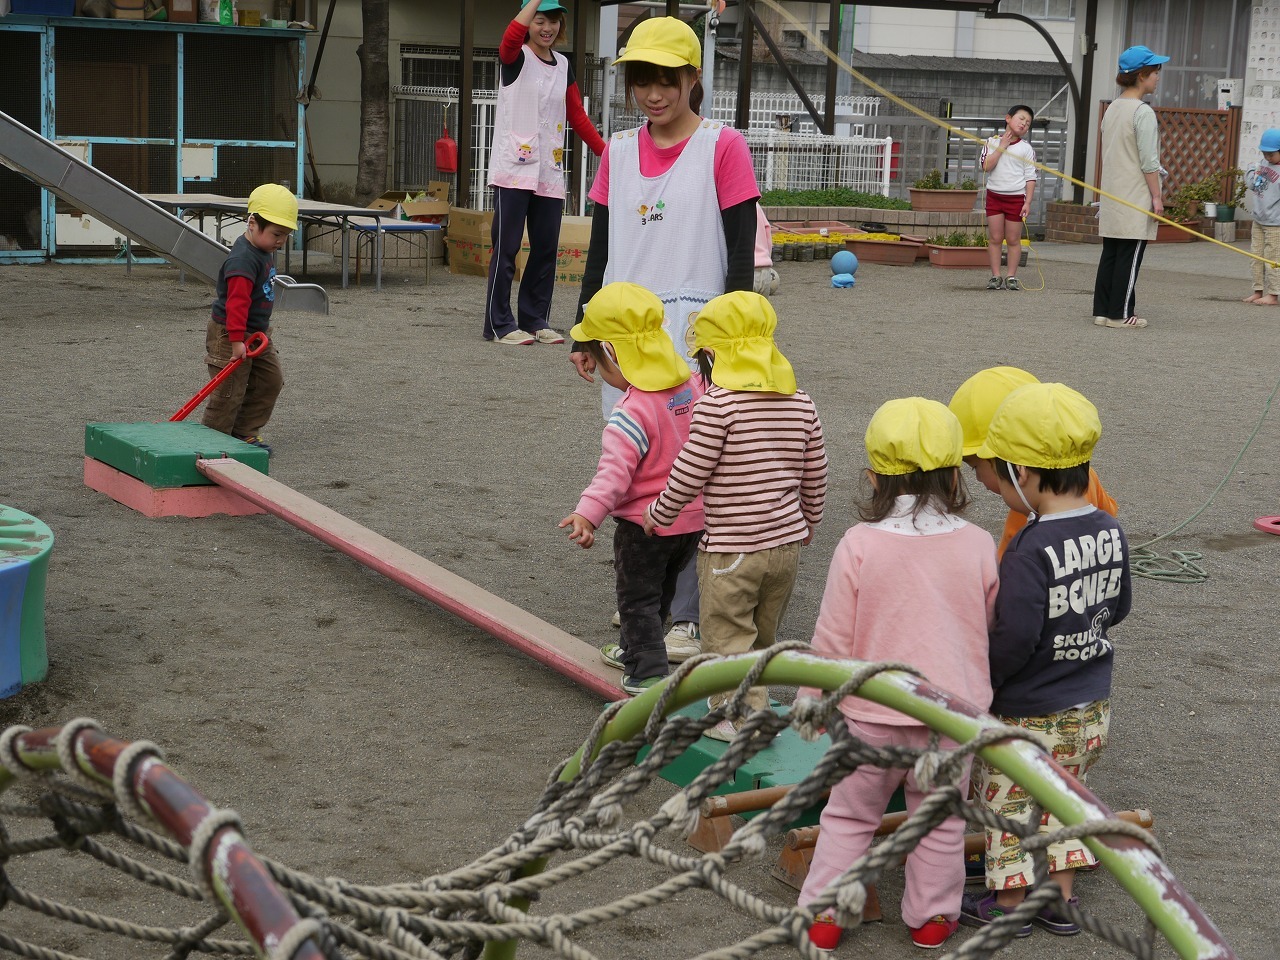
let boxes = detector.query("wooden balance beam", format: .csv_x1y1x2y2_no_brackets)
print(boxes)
196,457,624,701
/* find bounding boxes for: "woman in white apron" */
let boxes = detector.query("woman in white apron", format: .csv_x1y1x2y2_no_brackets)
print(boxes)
484,0,604,345
567,17,761,663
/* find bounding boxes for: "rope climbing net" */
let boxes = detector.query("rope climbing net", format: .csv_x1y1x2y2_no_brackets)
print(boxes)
0,646,1233,960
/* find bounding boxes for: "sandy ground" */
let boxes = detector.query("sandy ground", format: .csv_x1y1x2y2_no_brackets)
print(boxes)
0,242,1276,960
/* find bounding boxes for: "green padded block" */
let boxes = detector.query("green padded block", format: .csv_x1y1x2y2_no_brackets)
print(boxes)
85,422,269,488
650,700,905,827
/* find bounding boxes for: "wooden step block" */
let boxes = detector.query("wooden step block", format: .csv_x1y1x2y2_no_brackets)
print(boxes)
84,422,268,487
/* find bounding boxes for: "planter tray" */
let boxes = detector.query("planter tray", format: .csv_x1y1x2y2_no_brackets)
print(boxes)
1154,220,1203,243
909,188,980,213
771,220,854,234
845,237,921,265
925,243,989,269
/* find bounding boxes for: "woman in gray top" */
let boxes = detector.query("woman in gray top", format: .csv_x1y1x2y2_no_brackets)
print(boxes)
1092,45,1169,330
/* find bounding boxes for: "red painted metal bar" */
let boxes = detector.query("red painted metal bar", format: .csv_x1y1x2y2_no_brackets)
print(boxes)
7,724,324,960
170,332,269,422
196,458,622,700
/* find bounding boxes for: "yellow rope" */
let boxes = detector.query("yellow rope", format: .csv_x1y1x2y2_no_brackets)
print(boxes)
753,0,1278,268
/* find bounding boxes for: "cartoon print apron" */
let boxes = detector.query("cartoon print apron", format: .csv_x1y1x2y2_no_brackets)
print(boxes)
599,120,728,416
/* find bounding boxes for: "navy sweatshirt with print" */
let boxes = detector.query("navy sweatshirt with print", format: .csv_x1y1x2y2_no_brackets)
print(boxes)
989,505,1132,717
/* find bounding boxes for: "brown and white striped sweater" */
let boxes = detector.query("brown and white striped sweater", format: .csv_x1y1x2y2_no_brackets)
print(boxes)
648,384,828,552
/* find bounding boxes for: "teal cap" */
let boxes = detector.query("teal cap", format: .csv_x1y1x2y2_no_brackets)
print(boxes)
522,0,567,11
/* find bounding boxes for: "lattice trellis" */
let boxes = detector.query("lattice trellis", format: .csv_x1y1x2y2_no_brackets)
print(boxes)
1095,102,1243,202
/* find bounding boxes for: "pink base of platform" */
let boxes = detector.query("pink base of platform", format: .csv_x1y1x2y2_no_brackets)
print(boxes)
1254,516,1280,535
84,457,265,518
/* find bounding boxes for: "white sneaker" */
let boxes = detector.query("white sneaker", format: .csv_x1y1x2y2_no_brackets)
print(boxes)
664,621,701,662
493,330,534,345
533,328,565,344
611,610,621,628
703,717,739,742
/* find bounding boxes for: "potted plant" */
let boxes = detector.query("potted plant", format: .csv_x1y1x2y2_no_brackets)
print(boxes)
923,230,990,268
1156,181,1206,242
843,231,922,266
908,169,980,212
1217,168,1247,222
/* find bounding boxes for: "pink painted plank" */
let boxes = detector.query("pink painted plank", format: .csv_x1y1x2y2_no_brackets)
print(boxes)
84,457,265,519
197,458,622,700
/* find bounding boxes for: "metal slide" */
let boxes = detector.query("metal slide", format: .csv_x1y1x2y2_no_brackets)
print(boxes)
0,110,229,285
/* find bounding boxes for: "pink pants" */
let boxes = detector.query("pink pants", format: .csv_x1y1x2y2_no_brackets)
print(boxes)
798,719,971,928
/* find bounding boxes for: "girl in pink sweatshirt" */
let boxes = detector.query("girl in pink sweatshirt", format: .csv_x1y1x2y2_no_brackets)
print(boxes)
798,397,998,953
559,282,704,697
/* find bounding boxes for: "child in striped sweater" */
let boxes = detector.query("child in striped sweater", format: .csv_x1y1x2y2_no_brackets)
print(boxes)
644,291,828,739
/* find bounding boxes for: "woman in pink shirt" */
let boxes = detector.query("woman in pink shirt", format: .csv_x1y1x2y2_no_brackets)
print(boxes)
797,397,998,953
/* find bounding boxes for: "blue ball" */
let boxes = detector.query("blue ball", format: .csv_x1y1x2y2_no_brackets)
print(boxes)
831,249,858,276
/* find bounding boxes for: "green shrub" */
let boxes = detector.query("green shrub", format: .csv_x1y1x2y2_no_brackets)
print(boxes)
926,230,988,246
759,187,910,209
912,170,979,191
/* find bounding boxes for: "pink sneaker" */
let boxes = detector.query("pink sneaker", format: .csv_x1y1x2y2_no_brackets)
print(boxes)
909,915,959,949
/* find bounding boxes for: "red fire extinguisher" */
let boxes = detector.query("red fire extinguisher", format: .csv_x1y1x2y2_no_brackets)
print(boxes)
436,123,458,174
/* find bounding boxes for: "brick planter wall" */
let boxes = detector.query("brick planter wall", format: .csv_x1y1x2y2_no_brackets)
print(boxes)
761,206,986,235
1043,200,1255,243
1044,201,1099,244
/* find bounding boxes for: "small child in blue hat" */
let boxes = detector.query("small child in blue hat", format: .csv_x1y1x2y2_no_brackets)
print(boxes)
1242,128,1280,306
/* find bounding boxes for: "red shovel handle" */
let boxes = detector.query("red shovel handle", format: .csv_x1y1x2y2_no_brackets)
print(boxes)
169,331,269,422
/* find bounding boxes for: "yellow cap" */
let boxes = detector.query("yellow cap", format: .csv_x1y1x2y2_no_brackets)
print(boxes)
568,282,691,392
976,382,1101,468
247,183,298,231
613,16,701,68
865,398,963,475
692,291,797,394
948,366,1040,456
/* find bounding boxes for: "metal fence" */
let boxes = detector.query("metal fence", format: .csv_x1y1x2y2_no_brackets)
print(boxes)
865,112,1069,230
392,85,888,212
390,85,1067,228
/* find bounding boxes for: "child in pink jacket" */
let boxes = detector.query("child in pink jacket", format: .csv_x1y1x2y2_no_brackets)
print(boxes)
797,397,998,952
560,282,705,697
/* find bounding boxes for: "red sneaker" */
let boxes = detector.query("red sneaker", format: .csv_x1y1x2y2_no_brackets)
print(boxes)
909,915,959,949
808,918,843,950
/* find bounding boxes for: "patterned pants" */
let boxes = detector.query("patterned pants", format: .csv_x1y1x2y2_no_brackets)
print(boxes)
1251,223,1280,296
972,699,1110,890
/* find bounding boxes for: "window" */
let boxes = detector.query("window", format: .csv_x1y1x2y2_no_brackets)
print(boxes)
999,0,1075,19
1126,0,1250,108
399,44,497,90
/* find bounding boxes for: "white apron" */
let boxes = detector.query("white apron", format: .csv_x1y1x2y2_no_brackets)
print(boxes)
487,49,568,200
600,120,728,415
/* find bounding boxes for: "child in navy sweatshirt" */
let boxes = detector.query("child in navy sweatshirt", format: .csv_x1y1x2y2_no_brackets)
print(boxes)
960,382,1132,938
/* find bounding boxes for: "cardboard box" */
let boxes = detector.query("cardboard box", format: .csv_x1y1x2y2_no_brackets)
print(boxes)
370,189,450,224
447,206,495,243
558,215,593,246
447,236,527,279
445,209,588,281
167,0,196,21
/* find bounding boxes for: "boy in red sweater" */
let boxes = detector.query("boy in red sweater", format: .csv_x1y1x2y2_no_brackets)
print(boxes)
200,183,297,454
